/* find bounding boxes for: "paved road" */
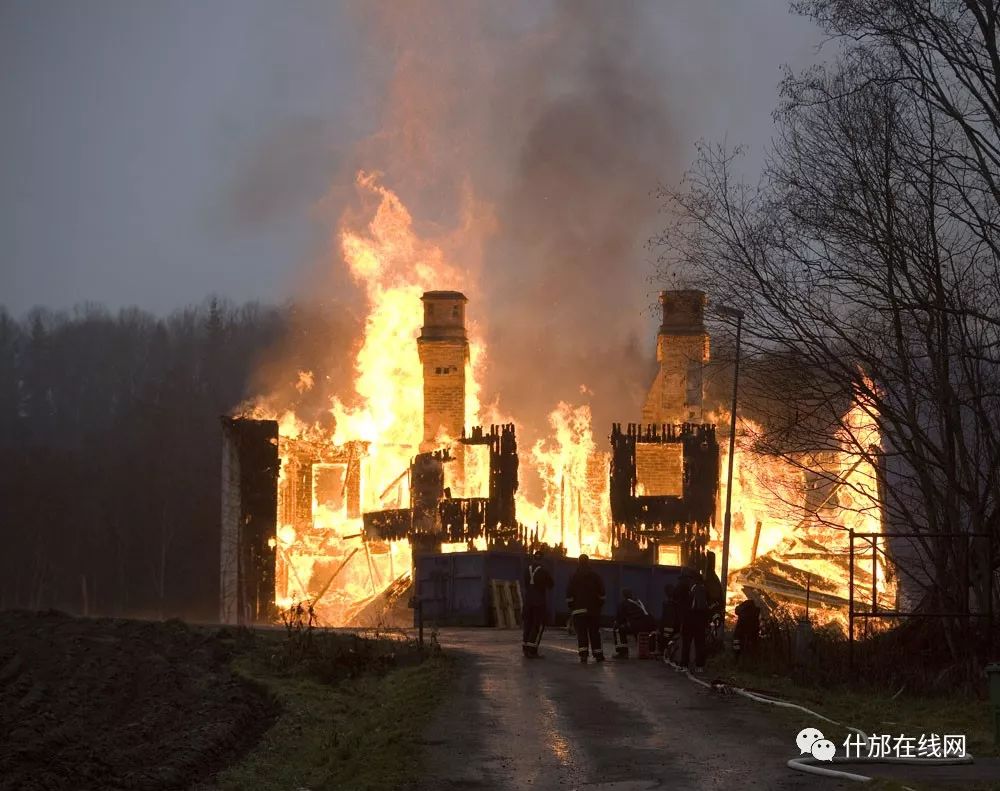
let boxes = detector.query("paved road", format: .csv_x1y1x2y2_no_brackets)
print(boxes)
412,628,843,791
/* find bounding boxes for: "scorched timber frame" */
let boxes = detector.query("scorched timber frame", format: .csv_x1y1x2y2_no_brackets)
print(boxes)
610,422,719,565
362,423,522,551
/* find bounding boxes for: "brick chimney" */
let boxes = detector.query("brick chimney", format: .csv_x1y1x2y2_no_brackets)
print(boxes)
642,290,710,424
417,291,469,454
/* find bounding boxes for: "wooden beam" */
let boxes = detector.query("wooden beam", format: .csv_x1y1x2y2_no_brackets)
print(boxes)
311,547,360,609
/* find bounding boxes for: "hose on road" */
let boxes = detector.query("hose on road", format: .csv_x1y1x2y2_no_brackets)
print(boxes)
663,657,974,786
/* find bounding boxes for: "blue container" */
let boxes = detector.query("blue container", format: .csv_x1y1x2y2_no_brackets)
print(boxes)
414,550,683,627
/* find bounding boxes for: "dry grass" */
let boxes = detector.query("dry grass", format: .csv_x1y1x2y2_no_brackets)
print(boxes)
209,630,452,791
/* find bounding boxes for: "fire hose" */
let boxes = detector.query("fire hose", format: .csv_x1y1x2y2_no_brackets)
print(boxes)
663,650,975,785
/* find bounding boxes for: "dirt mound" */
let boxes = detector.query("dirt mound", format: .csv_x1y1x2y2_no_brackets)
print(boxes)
0,610,276,791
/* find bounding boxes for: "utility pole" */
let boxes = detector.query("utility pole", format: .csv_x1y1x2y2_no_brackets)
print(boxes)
717,305,744,643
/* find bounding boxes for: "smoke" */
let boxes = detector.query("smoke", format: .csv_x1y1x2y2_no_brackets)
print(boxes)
222,117,343,230
241,299,363,430
346,0,677,445
481,2,674,439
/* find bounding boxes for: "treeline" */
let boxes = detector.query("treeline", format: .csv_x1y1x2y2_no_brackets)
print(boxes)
0,298,348,621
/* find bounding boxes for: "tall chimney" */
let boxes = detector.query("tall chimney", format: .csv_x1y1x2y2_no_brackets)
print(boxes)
417,291,469,457
642,290,709,424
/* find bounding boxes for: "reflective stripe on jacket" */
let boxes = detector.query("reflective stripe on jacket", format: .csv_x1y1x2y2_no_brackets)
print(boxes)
566,567,605,615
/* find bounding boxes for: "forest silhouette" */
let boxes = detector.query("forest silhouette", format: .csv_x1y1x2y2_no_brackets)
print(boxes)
0,297,357,621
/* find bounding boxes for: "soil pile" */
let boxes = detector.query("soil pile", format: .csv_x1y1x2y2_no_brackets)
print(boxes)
0,610,275,791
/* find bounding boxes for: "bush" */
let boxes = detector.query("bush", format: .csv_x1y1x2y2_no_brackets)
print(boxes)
736,608,992,698
234,605,426,687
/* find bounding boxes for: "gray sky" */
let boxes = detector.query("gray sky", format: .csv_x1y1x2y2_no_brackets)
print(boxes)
0,1,821,317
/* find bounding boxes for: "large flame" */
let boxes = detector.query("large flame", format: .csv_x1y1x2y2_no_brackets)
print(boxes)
264,173,607,625
517,402,611,558
715,393,894,627
254,172,890,628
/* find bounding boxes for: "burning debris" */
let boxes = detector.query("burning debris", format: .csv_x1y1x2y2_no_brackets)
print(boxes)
219,178,894,630
361,423,520,550
729,402,896,627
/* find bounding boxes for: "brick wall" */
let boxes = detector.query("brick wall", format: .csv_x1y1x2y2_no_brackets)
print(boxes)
642,333,709,424
659,290,705,330
635,443,684,496
418,340,468,445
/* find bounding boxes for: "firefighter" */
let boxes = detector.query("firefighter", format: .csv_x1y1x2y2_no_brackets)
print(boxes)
680,569,710,672
668,568,696,669
733,596,761,663
522,548,554,658
614,589,657,657
566,554,605,663
703,551,725,639
704,552,724,613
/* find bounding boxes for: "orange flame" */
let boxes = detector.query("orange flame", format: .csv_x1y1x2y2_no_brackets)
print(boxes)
255,173,892,628
263,173,607,625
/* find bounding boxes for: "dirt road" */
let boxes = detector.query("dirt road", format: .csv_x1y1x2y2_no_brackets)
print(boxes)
413,628,842,791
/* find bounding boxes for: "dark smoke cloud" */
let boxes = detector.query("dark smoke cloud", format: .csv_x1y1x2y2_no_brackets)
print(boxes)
349,0,676,450
482,2,675,441
246,299,364,428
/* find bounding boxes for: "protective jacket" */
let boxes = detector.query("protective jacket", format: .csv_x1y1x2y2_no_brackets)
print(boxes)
705,569,724,610
734,598,760,640
567,566,605,616
617,597,649,624
688,574,709,613
617,596,656,633
523,562,554,608
672,570,696,619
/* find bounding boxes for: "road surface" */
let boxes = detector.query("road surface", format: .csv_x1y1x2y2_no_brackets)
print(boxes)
411,628,842,790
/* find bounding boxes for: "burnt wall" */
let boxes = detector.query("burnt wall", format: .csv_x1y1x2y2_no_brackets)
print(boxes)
220,417,279,625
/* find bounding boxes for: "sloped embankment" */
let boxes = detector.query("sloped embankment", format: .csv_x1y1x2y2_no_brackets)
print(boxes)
0,610,275,791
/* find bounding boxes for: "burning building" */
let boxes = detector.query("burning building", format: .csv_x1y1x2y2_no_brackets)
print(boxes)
722,401,896,624
642,290,709,425
610,291,720,569
219,173,894,629
220,289,523,626
612,287,895,624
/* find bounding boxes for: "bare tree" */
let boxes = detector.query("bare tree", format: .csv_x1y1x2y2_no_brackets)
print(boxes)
656,26,1000,664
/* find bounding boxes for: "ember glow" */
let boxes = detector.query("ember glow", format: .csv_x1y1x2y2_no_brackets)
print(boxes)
720,399,895,626
250,173,610,625
245,173,891,628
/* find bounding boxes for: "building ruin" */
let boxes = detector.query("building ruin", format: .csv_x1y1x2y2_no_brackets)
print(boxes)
610,290,720,568
220,286,890,626
220,290,524,626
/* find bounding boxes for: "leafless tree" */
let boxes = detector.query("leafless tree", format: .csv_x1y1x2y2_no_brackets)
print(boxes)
656,5,1000,664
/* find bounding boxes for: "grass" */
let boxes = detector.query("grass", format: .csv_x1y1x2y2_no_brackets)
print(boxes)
709,652,996,755
211,631,453,791
706,652,998,790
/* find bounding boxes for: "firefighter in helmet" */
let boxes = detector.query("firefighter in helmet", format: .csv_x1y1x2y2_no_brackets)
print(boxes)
566,554,606,663
733,596,761,663
614,588,657,657
522,548,554,657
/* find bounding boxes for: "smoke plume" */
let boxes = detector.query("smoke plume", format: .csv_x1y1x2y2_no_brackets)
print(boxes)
343,0,677,447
